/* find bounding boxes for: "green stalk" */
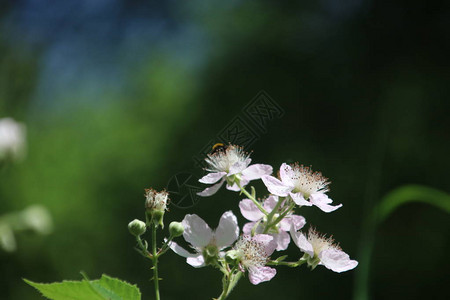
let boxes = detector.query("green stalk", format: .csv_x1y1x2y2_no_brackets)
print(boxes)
264,202,295,233
238,183,268,215
151,224,160,300
262,197,285,233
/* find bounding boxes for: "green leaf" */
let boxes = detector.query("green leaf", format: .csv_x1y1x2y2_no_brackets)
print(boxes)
376,184,450,223
24,274,141,300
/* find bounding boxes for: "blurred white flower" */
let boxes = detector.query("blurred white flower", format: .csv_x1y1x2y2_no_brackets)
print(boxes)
0,117,26,161
0,224,16,252
21,205,53,235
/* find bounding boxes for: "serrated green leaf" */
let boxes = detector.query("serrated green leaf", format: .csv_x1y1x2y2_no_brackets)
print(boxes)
24,274,141,300
24,279,104,300
95,275,141,300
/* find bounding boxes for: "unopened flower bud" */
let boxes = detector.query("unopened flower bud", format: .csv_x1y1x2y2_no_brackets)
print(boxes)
202,244,219,265
128,219,146,236
225,249,241,265
169,221,184,237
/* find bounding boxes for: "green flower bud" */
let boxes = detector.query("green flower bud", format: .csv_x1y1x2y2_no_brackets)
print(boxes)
169,221,184,237
128,219,146,236
150,210,165,229
202,244,219,266
225,249,242,265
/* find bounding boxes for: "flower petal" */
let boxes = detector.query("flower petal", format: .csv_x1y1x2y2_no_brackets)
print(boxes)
290,227,314,257
280,214,306,232
199,172,227,184
215,211,239,249
319,248,358,273
182,214,213,248
272,231,290,251
248,266,276,285
279,163,294,186
167,240,197,258
309,193,342,213
290,192,313,207
261,175,293,196
239,199,265,222
242,164,273,181
243,222,262,235
254,234,276,256
197,179,225,197
186,254,206,268
229,158,251,175
263,195,279,211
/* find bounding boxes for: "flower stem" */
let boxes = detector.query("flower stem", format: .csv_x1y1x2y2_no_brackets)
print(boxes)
217,268,243,300
271,202,295,227
151,223,160,300
262,197,285,233
238,183,269,215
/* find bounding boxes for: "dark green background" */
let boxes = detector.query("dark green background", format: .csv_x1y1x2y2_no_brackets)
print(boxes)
1,0,449,299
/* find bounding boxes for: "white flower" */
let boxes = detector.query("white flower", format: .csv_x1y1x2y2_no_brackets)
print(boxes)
239,195,306,251
290,226,358,273
197,145,272,197
168,211,239,267
233,234,277,285
0,118,26,161
145,189,169,211
261,163,342,213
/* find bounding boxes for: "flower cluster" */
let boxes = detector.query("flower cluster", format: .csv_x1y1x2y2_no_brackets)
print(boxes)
173,145,357,287
130,144,358,300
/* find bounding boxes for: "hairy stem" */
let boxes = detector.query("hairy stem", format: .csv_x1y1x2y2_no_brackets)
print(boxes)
238,183,268,215
151,224,160,300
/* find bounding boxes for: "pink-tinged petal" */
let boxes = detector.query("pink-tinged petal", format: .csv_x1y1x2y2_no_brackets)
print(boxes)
319,248,358,273
279,163,294,185
272,231,290,251
290,192,313,206
215,211,239,249
263,195,279,212
182,214,213,248
242,164,273,181
254,234,276,256
199,172,227,184
239,199,265,221
261,175,293,196
167,240,197,258
280,215,306,232
243,222,262,235
197,179,225,197
229,158,251,175
290,227,314,257
186,254,206,268
243,222,255,234
248,266,276,285
310,193,342,213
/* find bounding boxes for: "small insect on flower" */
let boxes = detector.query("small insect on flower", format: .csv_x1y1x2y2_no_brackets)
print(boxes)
210,142,228,155
197,144,273,197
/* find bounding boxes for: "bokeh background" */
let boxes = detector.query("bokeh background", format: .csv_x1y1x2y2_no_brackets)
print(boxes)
1,0,449,299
